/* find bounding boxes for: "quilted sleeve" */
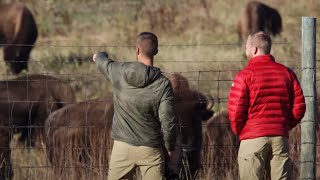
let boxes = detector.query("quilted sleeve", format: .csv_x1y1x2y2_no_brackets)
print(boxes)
228,71,250,135
289,71,306,130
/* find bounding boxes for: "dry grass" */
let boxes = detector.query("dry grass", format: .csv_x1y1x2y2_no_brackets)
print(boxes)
0,0,318,179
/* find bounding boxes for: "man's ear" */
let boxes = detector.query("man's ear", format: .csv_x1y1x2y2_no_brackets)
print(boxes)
136,47,140,55
254,47,258,54
154,49,158,56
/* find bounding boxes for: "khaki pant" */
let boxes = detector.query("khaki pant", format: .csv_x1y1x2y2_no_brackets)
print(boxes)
238,136,292,180
108,140,165,180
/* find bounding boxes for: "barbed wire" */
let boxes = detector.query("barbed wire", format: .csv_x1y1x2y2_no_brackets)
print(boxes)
0,46,317,179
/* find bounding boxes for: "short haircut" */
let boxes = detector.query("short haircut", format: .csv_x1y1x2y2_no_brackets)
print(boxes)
249,31,272,54
136,32,158,58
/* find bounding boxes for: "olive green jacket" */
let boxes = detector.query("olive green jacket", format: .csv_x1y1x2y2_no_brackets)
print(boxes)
95,52,176,151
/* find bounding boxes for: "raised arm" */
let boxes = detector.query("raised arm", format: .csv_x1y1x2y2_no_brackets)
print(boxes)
93,52,119,82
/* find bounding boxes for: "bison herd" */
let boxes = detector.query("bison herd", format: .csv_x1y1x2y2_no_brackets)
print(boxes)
0,1,306,180
0,74,75,179
4,73,314,180
0,73,216,180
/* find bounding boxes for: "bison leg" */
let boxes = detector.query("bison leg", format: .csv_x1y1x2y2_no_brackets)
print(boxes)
0,130,13,180
15,45,31,74
3,45,25,74
18,103,49,148
3,43,31,74
163,146,179,180
3,46,17,74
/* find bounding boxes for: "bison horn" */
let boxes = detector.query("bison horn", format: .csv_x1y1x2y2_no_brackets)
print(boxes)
205,95,214,110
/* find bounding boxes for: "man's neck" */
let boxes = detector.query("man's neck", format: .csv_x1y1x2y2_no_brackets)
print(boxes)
138,56,153,66
251,51,266,58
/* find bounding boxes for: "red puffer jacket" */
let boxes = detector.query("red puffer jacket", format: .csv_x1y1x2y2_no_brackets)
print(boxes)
228,55,306,140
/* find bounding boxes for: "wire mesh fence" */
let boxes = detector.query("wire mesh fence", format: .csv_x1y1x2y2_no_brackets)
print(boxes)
0,53,318,179
0,26,318,179
0,0,319,178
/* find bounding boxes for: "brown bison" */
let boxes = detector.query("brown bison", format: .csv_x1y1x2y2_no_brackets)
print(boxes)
45,73,214,180
202,111,239,179
0,74,76,179
0,3,38,74
167,73,214,179
238,1,282,43
45,97,114,179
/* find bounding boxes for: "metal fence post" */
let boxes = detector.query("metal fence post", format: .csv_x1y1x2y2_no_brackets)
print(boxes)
300,16,316,180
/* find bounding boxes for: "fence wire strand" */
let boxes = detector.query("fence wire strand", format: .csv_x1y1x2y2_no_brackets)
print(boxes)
0,37,318,179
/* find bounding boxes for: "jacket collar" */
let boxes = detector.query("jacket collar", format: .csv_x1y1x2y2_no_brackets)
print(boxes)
248,54,275,66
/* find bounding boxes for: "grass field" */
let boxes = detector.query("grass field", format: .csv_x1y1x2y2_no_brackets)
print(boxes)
0,0,319,179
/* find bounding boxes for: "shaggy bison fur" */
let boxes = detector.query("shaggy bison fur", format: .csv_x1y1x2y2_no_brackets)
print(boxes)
0,74,75,179
45,97,114,179
238,1,282,43
45,73,214,179
202,111,239,179
0,3,38,74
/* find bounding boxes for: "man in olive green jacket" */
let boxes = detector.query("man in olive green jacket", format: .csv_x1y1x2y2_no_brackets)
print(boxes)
93,32,176,180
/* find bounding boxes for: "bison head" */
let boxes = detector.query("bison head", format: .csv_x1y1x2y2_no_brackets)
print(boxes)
168,73,214,149
167,73,214,178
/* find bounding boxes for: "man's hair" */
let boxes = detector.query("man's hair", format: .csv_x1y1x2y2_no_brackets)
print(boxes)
136,32,158,58
249,31,272,54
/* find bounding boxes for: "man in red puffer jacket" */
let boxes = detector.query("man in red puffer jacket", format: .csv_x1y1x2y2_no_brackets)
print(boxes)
228,31,306,180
